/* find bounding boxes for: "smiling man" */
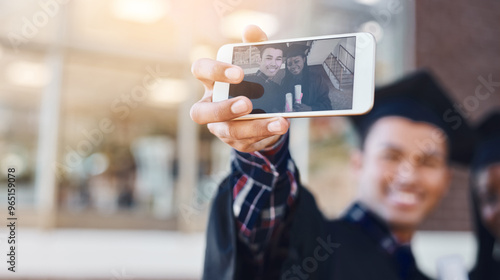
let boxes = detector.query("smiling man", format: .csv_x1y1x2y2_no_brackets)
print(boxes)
317,73,476,280
350,117,450,241
242,43,286,113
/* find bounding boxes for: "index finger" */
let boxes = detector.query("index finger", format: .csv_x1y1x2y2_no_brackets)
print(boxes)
191,58,243,90
190,95,253,125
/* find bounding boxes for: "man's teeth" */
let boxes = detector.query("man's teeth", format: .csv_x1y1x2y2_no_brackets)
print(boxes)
391,191,417,204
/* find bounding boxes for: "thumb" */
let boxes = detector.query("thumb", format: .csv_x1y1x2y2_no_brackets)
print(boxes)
242,25,268,43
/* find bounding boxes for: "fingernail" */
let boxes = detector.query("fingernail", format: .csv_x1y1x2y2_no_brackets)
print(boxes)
268,120,282,133
231,99,248,114
225,67,241,80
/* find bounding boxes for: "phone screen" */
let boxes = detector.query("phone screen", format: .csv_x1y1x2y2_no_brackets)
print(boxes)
229,37,356,114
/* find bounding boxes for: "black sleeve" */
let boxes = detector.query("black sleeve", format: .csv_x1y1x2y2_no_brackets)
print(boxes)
202,177,237,280
203,177,327,280
310,76,333,111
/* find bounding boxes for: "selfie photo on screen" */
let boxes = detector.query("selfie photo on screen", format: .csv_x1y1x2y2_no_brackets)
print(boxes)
230,37,356,114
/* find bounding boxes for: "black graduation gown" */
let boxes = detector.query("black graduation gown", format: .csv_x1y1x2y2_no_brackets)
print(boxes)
203,178,433,280
324,219,432,280
203,177,326,280
469,182,500,280
470,261,500,280
242,71,286,114
281,66,332,111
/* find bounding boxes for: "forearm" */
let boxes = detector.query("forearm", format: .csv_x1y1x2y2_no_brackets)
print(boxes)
230,133,299,260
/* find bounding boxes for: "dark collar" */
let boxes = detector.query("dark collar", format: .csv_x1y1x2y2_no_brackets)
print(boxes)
255,70,274,83
341,202,401,255
341,202,417,280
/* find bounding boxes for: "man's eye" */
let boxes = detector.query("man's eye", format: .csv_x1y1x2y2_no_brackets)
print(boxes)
422,158,442,167
382,153,400,161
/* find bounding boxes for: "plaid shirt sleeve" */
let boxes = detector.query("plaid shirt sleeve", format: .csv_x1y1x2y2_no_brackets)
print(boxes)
230,132,299,262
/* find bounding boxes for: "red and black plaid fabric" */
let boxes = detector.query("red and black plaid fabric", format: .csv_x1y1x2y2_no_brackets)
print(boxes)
230,133,298,262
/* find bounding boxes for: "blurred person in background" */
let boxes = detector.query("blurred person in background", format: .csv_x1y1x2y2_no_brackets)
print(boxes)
470,113,500,280
190,26,476,280
111,147,136,208
281,43,332,112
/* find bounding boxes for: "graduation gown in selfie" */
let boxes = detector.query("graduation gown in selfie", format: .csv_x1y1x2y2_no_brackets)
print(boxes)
281,65,332,111
234,70,286,114
202,177,432,280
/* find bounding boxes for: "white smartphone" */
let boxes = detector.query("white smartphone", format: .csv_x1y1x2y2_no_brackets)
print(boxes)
213,32,376,119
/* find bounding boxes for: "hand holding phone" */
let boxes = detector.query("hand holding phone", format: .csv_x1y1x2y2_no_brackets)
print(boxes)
190,25,290,153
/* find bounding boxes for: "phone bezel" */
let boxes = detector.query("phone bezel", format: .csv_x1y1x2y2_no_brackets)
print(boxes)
213,32,376,119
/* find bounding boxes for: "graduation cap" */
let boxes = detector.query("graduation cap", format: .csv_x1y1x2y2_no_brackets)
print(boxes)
285,43,310,58
350,70,476,165
472,113,500,172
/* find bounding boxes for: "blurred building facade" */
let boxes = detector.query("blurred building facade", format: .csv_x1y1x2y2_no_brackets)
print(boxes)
0,0,416,232
416,0,500,231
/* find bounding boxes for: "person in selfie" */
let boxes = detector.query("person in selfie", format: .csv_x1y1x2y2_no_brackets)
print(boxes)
281,43,332,112
190,26,475,280
469,113,500,280
238,43,287,114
